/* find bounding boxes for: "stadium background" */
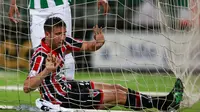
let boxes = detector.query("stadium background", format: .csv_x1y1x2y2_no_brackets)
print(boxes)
0,0,189,72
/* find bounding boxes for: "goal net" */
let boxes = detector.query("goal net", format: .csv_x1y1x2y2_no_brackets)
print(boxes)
0,0,200,111
158,0,200,107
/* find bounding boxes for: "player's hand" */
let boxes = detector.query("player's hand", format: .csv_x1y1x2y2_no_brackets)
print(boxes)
45,53,61,73
8,4,20,23
93,25,105,43
98,0,110,15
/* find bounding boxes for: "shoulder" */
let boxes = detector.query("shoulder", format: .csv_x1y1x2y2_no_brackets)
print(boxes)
32,46,49,60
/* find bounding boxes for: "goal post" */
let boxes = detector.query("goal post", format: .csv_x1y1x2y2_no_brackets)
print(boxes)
0,0,200,111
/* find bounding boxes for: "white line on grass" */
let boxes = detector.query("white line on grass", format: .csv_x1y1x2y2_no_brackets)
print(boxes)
0,86,24,91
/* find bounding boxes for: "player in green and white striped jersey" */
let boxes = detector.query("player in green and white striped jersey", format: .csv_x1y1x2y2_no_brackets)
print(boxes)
9,0,109,80
29,0,72,9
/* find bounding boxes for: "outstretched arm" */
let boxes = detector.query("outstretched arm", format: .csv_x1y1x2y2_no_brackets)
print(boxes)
9,0,20,23
81,25,105,51
64,25,105,52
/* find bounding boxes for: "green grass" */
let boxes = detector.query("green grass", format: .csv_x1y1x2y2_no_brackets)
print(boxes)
0,71,200,111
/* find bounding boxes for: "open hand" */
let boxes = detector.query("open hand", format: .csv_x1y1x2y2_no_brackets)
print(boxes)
45,53,61,72
93,25,105,43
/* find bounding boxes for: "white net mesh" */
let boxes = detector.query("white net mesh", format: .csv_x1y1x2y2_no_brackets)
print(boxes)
158,0,200,107
0,0,200,111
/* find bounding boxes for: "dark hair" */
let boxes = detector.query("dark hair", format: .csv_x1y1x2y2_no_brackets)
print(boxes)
44,17,66,32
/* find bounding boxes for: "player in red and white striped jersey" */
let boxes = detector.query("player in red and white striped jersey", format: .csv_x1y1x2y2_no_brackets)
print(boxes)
24,17,183,111
24,17,106,108
9,0,109,80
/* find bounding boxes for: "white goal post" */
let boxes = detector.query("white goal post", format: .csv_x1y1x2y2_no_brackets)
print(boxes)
0,0,200,111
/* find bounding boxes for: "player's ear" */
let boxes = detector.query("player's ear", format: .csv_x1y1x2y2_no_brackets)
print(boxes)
45,31,50,38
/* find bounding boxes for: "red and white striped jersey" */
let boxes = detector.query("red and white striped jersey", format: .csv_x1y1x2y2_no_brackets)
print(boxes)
28,37,82,104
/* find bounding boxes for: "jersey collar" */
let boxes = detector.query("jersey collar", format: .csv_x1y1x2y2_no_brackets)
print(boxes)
41,38,58,55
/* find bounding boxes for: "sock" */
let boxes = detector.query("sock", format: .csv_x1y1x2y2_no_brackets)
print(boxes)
124,88,175,111
124,88,153,110
152,93,176,110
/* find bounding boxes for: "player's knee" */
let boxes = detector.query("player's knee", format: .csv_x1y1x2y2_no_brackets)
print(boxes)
115,89,127,103
114,84,124,90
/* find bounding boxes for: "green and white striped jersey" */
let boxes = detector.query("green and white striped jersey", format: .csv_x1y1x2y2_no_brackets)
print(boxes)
29,0,71,9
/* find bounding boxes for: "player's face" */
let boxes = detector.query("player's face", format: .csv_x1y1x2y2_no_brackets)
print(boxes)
50,26,66,49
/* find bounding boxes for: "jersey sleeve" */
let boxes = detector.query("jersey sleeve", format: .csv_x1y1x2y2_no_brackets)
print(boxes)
29,54,46,77
63,37,83,51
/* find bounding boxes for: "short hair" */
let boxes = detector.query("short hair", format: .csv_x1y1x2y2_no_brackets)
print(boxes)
44,17,66,32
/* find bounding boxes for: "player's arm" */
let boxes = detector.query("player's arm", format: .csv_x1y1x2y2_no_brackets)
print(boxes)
23,54,61,93
80,25,105,51
64,25,105,52
23,68,50,93
9,0,20,23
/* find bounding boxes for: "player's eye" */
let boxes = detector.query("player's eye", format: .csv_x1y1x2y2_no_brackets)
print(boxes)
55,32,66,37
55,32,62,36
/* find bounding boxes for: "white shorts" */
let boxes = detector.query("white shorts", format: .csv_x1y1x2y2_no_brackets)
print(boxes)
30,4,75,80
30,4,72,48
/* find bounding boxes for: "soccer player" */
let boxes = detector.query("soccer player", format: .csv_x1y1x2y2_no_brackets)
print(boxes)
8,0,109,80
24,17,184,111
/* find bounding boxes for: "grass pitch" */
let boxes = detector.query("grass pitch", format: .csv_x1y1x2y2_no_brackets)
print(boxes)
0,71,199,112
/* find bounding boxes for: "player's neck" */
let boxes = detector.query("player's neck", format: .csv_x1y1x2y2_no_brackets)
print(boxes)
44,38,55,50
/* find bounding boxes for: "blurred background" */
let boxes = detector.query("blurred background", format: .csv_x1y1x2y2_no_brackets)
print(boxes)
0,0,189,72
2,0,200,111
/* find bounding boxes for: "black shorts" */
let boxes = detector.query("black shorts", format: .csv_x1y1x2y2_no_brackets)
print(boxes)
67,80,95,90
60,80,104,109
